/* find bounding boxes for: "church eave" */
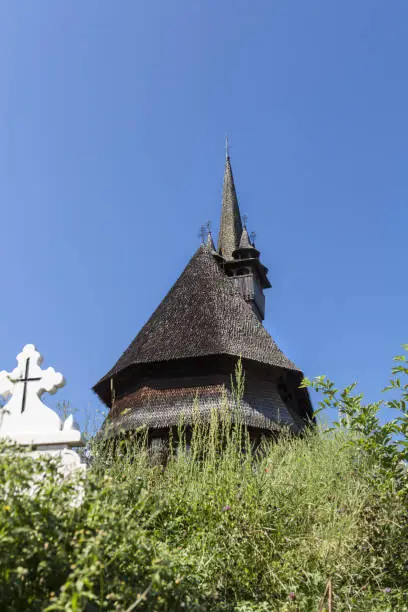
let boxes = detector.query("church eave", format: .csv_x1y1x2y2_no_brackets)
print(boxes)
93,350,302,408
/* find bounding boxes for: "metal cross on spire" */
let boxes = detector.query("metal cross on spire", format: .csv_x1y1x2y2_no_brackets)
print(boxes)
199,225,207,244
225,135,229,159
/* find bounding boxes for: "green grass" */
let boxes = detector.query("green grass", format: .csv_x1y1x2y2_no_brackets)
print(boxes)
1,358,408,611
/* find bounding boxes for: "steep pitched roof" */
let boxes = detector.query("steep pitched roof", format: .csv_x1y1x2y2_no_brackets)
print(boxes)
217,156,243,259
206,230,216,251
94,245,299,391
239,226,253,249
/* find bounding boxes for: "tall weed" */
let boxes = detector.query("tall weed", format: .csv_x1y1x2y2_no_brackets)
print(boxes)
1,356,408,610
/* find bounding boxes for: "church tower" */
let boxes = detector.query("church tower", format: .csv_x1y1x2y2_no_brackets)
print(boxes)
93,152,313,445
218,154,271,321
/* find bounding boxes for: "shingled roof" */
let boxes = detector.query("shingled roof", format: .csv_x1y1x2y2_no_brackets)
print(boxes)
94,245,299,394
101,375,304,436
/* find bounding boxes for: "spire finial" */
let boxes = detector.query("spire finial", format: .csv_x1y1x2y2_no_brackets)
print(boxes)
199,225,206,244
242,214,248,228
225,135,229,160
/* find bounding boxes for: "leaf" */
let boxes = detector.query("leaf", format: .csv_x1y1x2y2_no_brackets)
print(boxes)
299,377,311,389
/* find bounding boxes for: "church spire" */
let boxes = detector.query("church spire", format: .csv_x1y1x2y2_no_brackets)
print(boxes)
238,225,253,249
217,152,243,260
206,230,215,251
206,222,216,251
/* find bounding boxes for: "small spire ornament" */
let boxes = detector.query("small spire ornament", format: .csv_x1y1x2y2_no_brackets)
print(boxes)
199,225,206,244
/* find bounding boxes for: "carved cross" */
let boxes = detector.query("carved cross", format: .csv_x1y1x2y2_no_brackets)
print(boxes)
9,358,42,413
0,344,65,434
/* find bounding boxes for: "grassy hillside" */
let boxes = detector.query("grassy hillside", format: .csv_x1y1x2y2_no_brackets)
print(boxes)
1,355,408,611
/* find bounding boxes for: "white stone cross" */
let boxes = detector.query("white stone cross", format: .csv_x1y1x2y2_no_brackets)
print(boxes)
0,344,82,447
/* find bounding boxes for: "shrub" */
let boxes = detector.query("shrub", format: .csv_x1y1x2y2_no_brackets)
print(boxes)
0,353,407,610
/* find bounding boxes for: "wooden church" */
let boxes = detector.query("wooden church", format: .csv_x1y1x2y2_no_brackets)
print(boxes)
93,153,313,446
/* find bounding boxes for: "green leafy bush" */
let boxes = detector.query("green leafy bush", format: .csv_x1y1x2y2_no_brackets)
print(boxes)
1,352,408,611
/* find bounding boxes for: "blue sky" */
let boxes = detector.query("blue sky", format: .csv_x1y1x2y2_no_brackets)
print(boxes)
1,1,407,428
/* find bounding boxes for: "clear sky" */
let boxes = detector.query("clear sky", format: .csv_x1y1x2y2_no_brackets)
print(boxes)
1,1,407,428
